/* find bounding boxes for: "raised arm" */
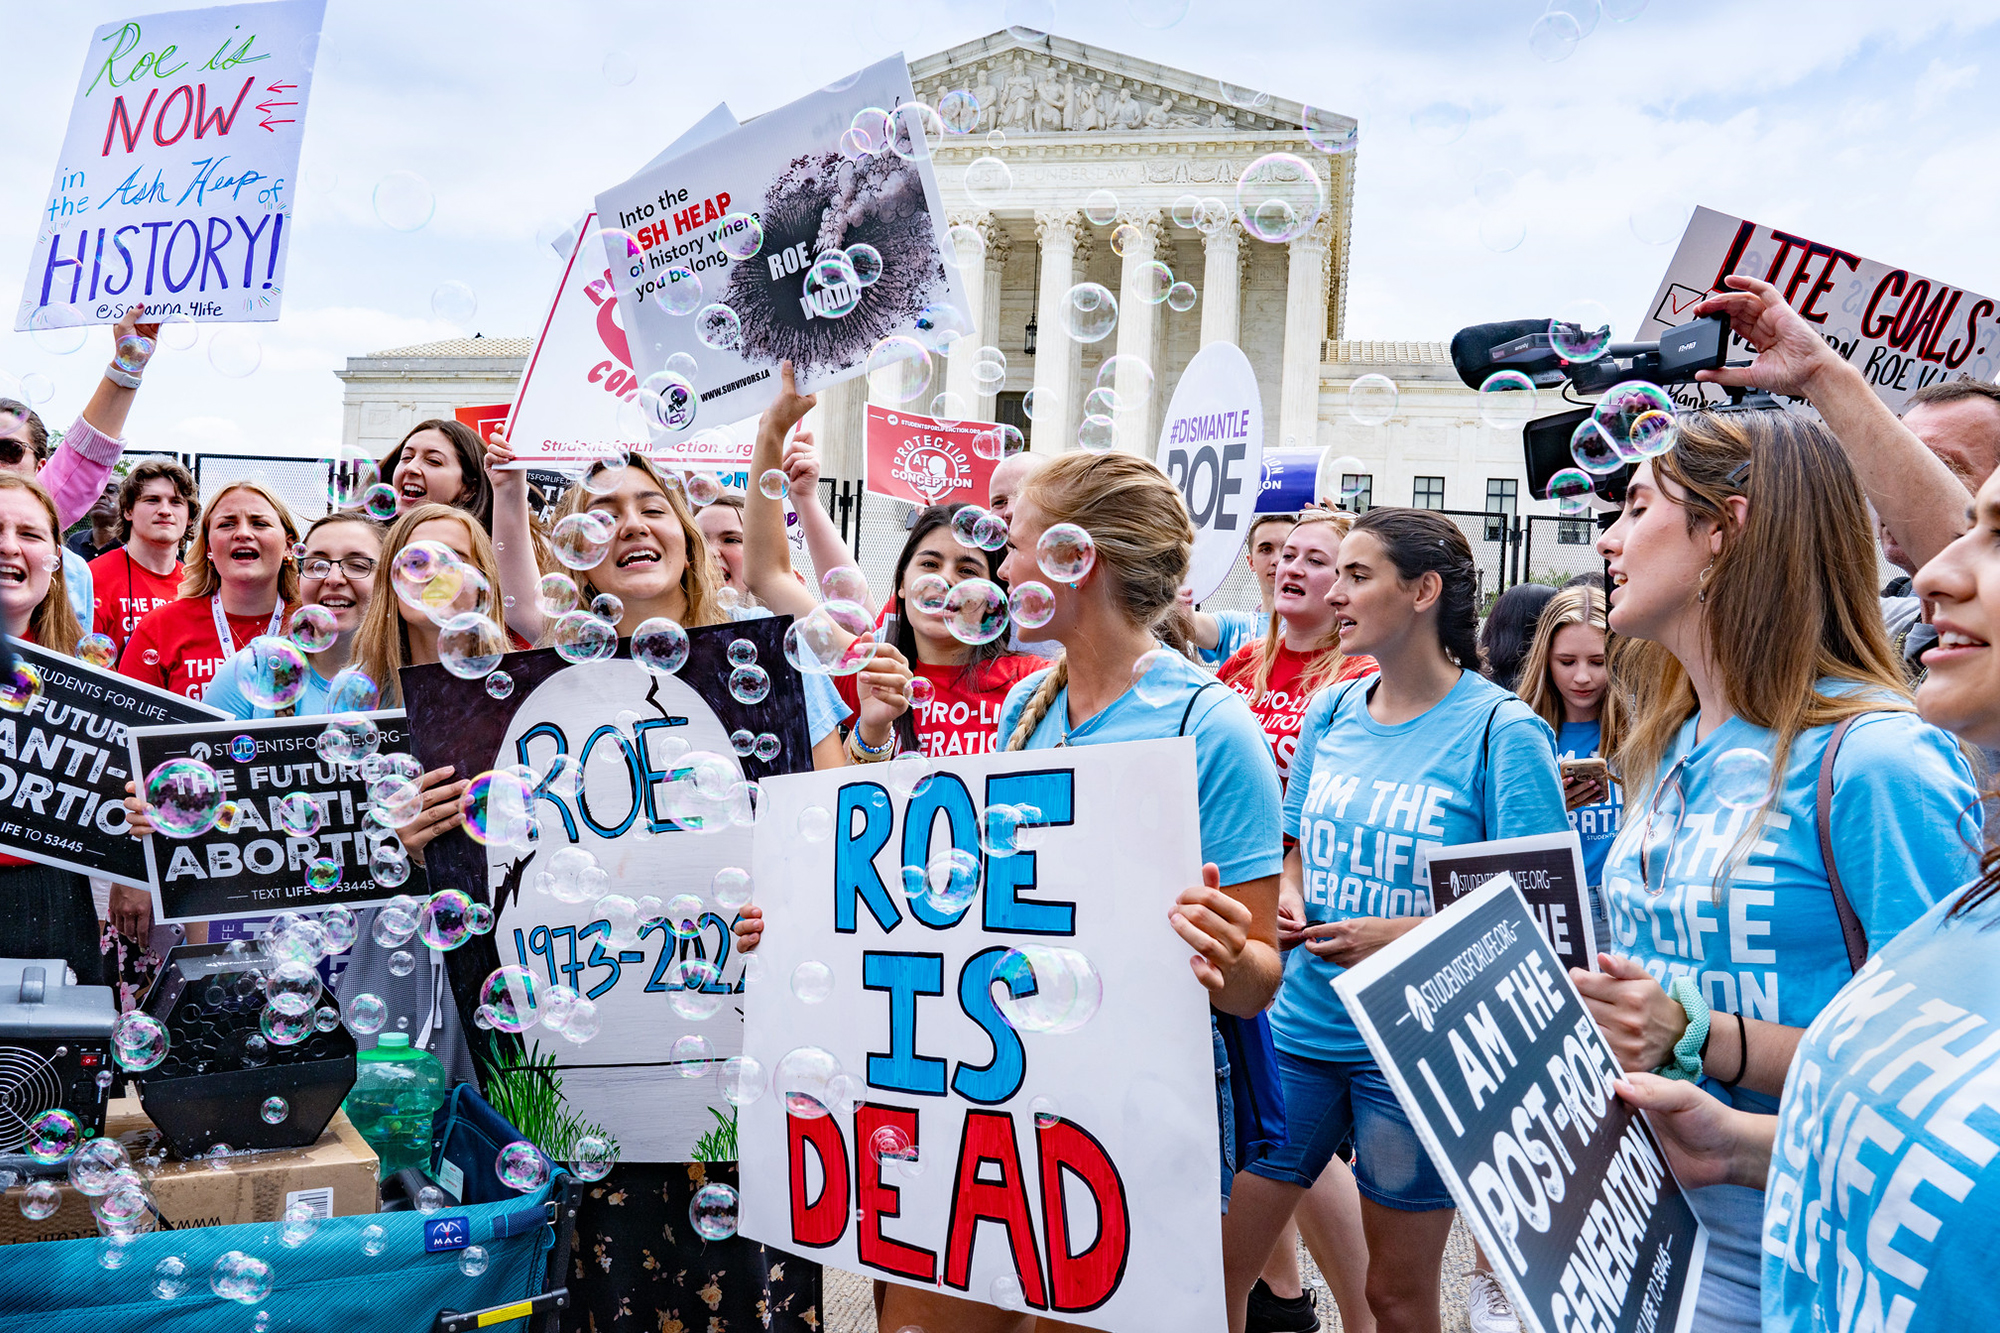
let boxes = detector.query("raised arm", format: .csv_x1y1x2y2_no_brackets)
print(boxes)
43,305,161,529
742,363,819,620
484,431,547,644
781,427,877,616
1695,274,1972,569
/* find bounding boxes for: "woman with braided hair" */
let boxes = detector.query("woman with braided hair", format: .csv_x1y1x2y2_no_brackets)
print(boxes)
1240,507,1569,1333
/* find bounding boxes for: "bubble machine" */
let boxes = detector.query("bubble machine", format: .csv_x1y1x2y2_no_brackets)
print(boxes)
0,959,116,1176
135,941,358,1158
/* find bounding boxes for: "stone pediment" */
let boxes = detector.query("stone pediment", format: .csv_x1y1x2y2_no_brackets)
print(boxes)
909,31,1352,140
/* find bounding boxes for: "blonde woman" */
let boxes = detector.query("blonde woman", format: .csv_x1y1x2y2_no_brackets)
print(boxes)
119,479,298,698
351,502,513,711
0,475,99,982
1586,409,1979,1332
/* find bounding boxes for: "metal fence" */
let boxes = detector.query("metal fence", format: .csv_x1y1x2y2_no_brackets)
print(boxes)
1522,514,1611,589
192,453,331,526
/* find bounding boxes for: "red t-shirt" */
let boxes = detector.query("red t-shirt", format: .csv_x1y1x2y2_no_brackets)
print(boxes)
1220,641,1378,787
89,548,183,657
119,596,289,700
838,655,1046,758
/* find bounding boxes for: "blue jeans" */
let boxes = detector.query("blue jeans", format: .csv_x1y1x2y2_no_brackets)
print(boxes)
1213,1016,1236,1210
1244,1049,1454,1211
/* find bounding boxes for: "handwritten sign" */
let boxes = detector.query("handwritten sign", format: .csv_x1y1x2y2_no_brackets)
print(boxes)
739,738,1226,1332
0,640,221,886
594,55,971,435
403,620,815,1162
1637,206,2000,413
1335,875,1706,1333
1154,342,1265,602
864,404,1001,508
18,0,326,331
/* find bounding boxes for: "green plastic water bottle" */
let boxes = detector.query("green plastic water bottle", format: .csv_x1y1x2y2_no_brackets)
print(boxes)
342,1033,448,1179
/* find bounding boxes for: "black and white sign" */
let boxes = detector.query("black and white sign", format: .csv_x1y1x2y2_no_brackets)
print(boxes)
127,710,413,922
1425,831,1599,973
0,640,222,886
1335,875,1707,1333
1153,342,1264,601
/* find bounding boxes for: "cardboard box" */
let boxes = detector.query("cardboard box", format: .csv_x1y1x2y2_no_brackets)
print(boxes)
0,1094,379,1245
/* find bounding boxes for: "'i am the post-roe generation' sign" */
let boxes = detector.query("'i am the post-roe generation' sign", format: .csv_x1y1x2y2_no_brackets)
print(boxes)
739,738,1227,1332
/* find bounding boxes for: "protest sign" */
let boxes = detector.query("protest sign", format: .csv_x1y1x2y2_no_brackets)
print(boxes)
1335,874,1706,1333
739,738,1225,1332
1425,831,1598,974
127,710,412,921
864,404,1002,507
1154,342,1264,602
594,56,971,434
1257,446,1323,514
503,105,741,469
402,618,814,1162
0,641,221,886
1637,206,2000,413
19,0,326,332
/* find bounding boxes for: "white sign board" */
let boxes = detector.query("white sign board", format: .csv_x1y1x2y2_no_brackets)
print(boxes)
1638,205,2000,413
740,739,1225,1332
504,105,740,469
593,55,971,437
1154,342,1265,602
19,0,326,331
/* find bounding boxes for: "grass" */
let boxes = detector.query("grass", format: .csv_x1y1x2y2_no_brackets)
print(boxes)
691,1106,737,1163
478,1042,620,1167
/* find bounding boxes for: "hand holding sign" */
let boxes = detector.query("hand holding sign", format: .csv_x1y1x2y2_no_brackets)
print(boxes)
1570,953,1690,1075
1609,1072,1771,1193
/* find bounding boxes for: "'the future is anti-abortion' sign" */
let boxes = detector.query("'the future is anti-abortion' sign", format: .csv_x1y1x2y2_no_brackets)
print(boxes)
739,738,1226,1333
1336,875,1706,1333
20,0,326,331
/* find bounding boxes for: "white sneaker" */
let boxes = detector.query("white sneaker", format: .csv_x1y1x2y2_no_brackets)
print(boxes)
1466,1270,1521,1333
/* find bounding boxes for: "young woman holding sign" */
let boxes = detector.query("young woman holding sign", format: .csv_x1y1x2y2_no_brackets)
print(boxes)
377,418,494,530
1241,507,1569,1333
119,481,300,699
1616,452,2000,1333
1580,410,1978,1333
0,475,103,985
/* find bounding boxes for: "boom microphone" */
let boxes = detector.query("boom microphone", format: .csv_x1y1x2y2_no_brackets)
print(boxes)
1448,319,1561,390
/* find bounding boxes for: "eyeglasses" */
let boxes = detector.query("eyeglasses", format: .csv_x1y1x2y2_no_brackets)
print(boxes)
301,556,378,580
1637,755,1689,897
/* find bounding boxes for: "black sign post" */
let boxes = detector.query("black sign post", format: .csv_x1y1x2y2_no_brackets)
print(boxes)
1335,875,1706,1333
127,710,414,922
0,640,223,886
1427,831,1599,973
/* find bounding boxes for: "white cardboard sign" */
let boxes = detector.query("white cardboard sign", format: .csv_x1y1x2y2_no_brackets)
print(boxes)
593,55,971,438
740,739,1225,1332
19,0,326,331
1637,205,2000,413
1154,342,1265,602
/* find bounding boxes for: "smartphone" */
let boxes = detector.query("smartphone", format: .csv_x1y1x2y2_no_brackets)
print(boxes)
877,614,899,649
1561,757,1610,784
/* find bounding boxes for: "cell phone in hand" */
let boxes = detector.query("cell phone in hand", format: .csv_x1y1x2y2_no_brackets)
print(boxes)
1560,757,1610,784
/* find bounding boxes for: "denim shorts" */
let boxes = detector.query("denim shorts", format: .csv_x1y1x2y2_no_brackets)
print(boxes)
1213,1016,1236,1211
1244,1049,1454,1211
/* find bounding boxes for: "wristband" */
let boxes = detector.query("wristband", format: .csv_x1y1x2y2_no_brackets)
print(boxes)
104,362,143,390
1655,976,1710,1082
845,728,894,764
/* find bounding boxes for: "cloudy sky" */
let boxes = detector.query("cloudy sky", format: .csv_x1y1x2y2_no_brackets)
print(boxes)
5,0,1999,459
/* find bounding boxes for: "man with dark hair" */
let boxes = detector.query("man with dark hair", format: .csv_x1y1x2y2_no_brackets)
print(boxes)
90,457,198,656
1879,377,2000,582
65,481,123,561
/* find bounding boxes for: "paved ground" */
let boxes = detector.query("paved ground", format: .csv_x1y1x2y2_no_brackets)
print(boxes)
822,1215,1480,1331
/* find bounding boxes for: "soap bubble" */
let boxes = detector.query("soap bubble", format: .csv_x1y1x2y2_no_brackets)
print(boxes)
390,540,462,611
570,1134,618,1182
671,1033,714,1073
728,664,770,704
798,805,832,841
667,959,726,1021
537,572,582,617
981,803,1024,857
1593,381,1679,459
1570,419,1623,475
694,302,742,352
462,769,536,846
276,792,322,836
1347,373,1399,426
1167,282,1197,312
112,1011,170,1071
260,1096,289,1125
551,514,613,570
942,578,1008,645
146,759,225,837
1411,101,1471,144
783,601,875,676
1060,283,1118,343
626,616,688,675
458,1245,490,1277
865,336,933,406
888,753,932,798
553,611,619,664
210,1251,272,1304
327,667,380,713
1551,299,1614,363
926,848,981,914
993,945,1103,1033
845,244,885,289
775,1046,842,1118
1077,414,1117,451
803,252,862,320
685,472,723,506
689,1182,739,1240
385,951,416,978
558,998,602,1044
972,512,1009,551
150,1254,189,1298
20,1180,58,1218
946,222,985,268
1529,9,1582,61
1550,468,1596,516
438,613,507,680
418,889,475,951
963,155,1014,207
374,170,434,231
908,678,935,707
73,632,117,669
753,732,781,761
655,265,705,318
265,960,323,1016
1236,153,1325,244
67,1139,127,1196
479,965,540,1033
790,960,834,1004
483,670,514,700
973,345,1008,388
361,1224,387,1256
497,1140,550,1192
1712,748,1773,810
1037,523,1096,584
719,1055,766,1107
0,660,42,712
1478,370,1540,430
346,993,387,1034
718,212,764,260
757,468,789,500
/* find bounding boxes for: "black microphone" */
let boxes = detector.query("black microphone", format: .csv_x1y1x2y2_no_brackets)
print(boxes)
1448,319,1556,389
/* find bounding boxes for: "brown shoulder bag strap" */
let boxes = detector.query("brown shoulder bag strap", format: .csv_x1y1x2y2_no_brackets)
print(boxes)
1817,714,1868,974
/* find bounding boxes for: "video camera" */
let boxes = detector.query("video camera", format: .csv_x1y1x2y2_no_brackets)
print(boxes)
1448,313,1731,507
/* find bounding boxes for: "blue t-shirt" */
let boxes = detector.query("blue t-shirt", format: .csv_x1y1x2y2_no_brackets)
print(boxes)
1558,720,1622,888
1764,885,2000,1333
1273,669,1567,1062
1195,608,1267,668
62,548,91,627
203,649,338,720
994,655,1282,887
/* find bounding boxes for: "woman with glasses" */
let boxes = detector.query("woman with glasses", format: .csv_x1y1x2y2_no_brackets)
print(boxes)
1240,507,1568,1333
203,512,382,719
1585,409,1979,1332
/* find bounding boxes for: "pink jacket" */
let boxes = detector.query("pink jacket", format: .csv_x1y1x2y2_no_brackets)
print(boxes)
41,414,124,530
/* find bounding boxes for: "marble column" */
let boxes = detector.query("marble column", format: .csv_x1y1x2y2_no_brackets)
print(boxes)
1113,212,1171,453
1279,215,1335,451
1199,219,1247,349
942,214,985,418
1029,209,1088,454
975,223,1013,420
810,373,867,482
